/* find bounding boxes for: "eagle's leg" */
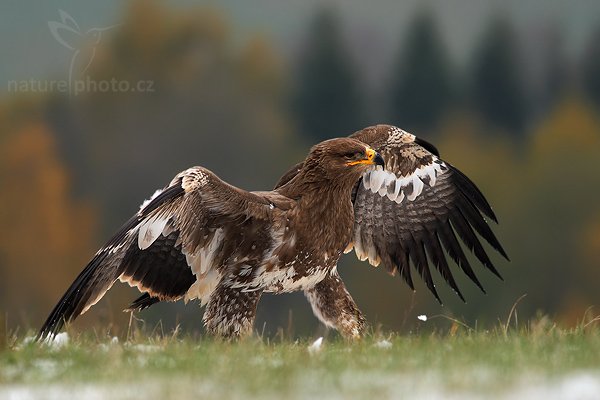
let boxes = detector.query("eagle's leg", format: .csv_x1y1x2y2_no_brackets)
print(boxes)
304,270,366,339
203,283,263,338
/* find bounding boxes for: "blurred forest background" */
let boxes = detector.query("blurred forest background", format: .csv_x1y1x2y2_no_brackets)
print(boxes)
0,0,599,337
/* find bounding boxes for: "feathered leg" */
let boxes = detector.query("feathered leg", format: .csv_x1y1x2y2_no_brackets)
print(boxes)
203,283,263,338
304,270,366,339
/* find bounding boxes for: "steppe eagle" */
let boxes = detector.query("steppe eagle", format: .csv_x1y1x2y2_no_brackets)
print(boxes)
39,124,507,339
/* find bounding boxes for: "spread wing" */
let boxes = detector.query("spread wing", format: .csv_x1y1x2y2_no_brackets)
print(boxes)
39,167,274,339
349,125,508,302
274,125,508,303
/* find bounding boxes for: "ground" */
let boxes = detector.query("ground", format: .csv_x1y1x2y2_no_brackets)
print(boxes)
1,321,599,399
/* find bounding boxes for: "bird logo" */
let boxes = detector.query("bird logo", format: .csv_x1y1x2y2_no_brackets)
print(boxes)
48,10,119,92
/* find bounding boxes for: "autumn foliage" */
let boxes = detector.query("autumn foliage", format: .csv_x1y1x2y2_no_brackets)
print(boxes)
0,121,96,328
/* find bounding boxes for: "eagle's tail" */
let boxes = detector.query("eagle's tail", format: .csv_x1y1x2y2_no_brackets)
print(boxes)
38,252,120,341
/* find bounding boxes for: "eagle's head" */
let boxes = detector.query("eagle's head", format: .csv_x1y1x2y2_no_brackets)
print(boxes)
305,137,384,182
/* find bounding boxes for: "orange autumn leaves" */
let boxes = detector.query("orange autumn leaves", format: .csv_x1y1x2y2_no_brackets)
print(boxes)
0,122,97,326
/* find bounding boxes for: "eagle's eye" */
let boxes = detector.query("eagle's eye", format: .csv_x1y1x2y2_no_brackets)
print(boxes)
343,151,362,160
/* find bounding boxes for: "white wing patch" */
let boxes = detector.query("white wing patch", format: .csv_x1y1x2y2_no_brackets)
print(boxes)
137,214,170,250
135,187,171,250
362,160,446,204
185,228,225,275
183,228,225,303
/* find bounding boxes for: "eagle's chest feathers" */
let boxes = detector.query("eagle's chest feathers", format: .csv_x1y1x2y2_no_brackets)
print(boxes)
253,190,354,293
226,230,342,294
251,245,343,294
258,255,335,293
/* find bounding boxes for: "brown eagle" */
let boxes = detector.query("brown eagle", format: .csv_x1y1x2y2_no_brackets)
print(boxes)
39,124,507,340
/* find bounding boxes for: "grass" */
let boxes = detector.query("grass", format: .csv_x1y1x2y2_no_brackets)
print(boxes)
1,318,599,399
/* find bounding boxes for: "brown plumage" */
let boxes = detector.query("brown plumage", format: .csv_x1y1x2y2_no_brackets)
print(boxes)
39,125,507,340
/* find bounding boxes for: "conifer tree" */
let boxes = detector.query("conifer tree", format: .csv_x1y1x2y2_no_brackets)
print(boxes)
293,8,366,141
469,16,527,135
581,26,600,108
387,9,453,133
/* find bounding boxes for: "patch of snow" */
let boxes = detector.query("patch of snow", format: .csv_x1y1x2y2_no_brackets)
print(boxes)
374,339,392,349
509,372,600,400
15,336,36,350
417,314,428,321
0,371,599,400
21,336,35,345
331,370,600,400
0,383,149,400
307,337,323,354
99,337,120,352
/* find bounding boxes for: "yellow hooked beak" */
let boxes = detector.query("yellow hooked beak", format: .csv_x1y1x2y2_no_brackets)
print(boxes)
347,147,385,168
